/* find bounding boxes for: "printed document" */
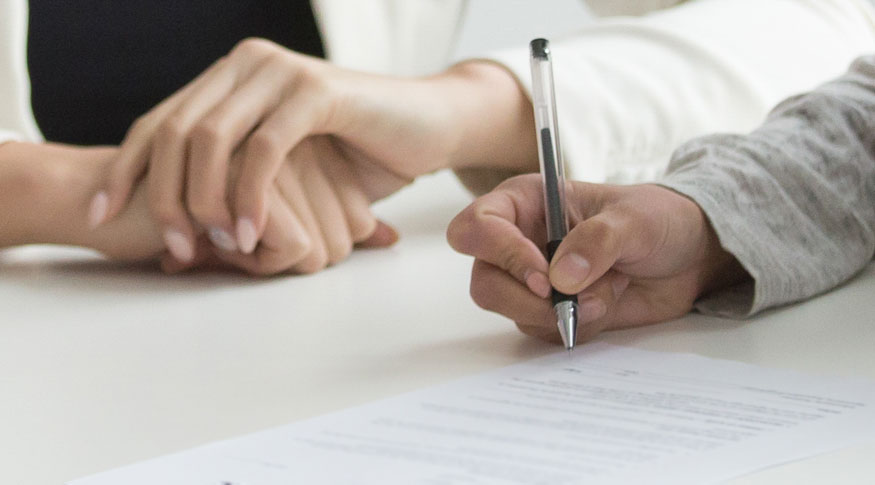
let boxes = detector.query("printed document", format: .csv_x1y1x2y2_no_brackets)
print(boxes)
69,343,875,484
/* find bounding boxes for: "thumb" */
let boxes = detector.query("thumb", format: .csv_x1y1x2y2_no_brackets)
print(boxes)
549,212,626,296
355,220,400,249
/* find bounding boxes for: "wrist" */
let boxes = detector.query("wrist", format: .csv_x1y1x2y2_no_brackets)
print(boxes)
0,142,40,247
0,142,112,249
432,61,538,174
690,201,748,298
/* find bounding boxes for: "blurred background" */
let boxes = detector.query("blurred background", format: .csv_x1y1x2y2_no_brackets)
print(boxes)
454,0,592,59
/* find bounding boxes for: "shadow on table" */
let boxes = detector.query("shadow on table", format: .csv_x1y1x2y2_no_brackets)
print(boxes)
0,250,261,296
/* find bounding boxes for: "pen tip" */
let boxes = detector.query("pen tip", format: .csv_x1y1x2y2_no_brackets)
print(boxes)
555,301,579,351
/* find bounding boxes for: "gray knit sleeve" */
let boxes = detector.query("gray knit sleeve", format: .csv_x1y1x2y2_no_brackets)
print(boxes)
659,55,875,317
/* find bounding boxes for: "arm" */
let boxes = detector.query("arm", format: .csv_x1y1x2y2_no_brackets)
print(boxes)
459,0,875,193
447,54,875,342
661,55,875,317
0,142,164,260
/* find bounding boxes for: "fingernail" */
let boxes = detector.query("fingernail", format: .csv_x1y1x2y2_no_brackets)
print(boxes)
88,192,108,229
163,228,194,263
578,296,606,322
524,271,552,299
236,218,258,254
553,254,591,289
208,227,238,252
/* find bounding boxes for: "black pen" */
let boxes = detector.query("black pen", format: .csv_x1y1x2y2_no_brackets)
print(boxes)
529,38,579,351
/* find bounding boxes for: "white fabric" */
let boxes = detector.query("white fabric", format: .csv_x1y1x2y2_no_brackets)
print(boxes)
483,0,875,186
0,0,41,143
3,0,875,190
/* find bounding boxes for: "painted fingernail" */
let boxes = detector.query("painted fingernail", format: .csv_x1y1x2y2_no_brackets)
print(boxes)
553,253,591,289
88,191,108,229
236,218,258,254
163,228,194,263
208,227,238,252
525,271,552,299
578,296,606,322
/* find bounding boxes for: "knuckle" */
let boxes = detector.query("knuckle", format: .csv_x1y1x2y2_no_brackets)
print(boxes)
109,161,137,188
496,248,526,281
233,37,277,58
349,213,377,243
190,120,224,146
156,117,187,140
186,192,224,224
299,66,328,94
446,208,477,253
275,229,313,264
587,217,617,247
150,200,182,227
295,251,329,275
247,130,283,160
326,240,353,266
128,114,152,137
469,275,499,313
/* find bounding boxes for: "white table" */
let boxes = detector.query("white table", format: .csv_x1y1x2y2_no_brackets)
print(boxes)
2,171,874,485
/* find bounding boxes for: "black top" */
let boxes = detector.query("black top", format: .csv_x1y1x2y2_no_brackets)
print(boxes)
27,1,324,145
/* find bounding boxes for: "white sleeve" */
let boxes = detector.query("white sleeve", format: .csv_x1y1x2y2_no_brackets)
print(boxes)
583,0,684,17
0,0,42,144
0,130,23,146
456,0,875,194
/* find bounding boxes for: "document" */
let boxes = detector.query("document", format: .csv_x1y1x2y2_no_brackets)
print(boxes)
69,344,875,484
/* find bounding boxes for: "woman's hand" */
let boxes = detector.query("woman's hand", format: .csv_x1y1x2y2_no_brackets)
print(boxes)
161,136,401,276
89,38,537,268
447,174,747,344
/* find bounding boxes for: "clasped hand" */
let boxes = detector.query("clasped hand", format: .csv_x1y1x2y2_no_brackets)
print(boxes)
89,38,478,274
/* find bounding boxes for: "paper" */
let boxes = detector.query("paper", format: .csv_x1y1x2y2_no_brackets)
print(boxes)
69,343,875,484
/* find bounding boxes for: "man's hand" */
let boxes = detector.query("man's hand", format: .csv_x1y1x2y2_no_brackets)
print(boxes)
447,174,746,343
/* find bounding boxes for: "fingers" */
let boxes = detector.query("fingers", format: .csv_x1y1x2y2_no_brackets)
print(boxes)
186,58,294,247
159,238,224,274
95,56,235,228
215,188,312,275
95,39,293,262
318,139,381,244
233,80,330,251
448,175,552,299
356,221,399,249
469,259,557,336
470,255,632,344
575,271,631,325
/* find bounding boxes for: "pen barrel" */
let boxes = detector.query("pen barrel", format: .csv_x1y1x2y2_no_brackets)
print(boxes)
530,39,569,244
547,239,576,307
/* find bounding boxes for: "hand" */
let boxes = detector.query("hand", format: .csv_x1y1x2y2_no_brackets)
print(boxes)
161,137,400,276
89,38,537,268
447,174,746,344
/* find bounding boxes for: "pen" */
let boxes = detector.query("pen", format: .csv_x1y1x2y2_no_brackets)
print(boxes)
529,38,579,351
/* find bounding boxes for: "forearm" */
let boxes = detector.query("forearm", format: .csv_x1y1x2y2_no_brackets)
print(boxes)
0,142,163,258
661,55,875,317
0,142,81,248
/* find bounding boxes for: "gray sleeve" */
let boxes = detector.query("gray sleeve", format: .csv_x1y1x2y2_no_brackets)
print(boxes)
659,55,875,318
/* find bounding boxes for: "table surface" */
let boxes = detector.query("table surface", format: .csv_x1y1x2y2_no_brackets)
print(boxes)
2,171,873,485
